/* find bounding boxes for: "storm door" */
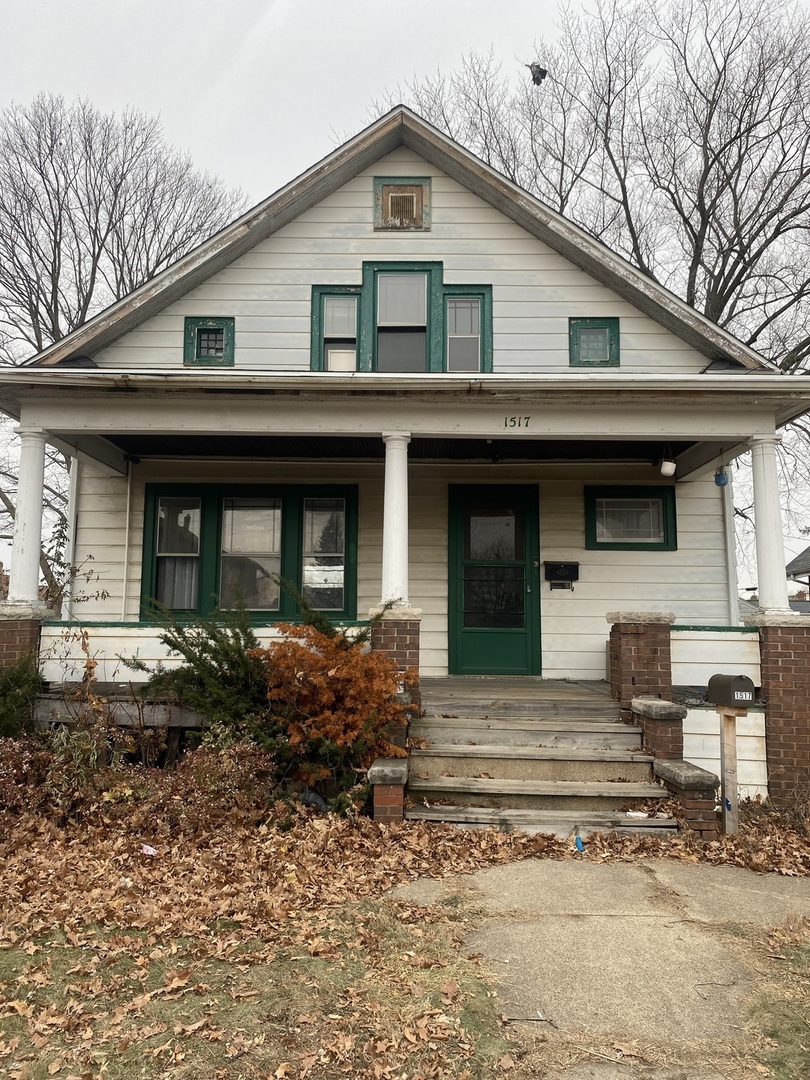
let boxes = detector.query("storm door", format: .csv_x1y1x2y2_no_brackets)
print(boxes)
448,485,541,674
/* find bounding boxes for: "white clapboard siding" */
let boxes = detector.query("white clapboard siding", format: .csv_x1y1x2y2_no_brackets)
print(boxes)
671,630,761,688
683,708,768,800
93,147,710,376
68,460,731,681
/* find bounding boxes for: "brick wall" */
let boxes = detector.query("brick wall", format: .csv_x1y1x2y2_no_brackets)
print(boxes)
609,620,673,719
631,698,685,760
758,622,810,805
0,618,42,670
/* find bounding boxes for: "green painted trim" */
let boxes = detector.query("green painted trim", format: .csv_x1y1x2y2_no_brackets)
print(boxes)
315,262,495,374
183,317,235,366
569,317,620,367
448,484,541,675
672,625,760,633
141,483,358,620
584,485,677,551
310,285,361,371
373,176,431,231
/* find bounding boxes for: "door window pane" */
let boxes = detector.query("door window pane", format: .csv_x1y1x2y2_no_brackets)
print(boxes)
463,566,525,628
465,507,524,561
220,498,281,609
302,498,345,610
156,497,201,608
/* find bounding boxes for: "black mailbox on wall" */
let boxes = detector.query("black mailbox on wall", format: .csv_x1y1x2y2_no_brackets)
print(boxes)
543,562,579,582
707,673,756,708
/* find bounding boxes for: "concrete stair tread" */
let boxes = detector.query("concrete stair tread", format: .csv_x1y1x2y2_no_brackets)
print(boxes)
408,776,666,798
405,804,677,837
410,745,651,762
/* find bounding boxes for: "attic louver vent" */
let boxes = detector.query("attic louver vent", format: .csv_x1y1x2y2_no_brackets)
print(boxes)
374,177,431,231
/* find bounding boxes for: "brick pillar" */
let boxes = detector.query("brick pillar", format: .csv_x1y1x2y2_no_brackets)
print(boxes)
0,612,43,671
607,612,676,721
655,760,719,839
631,697,685,759
746,615,810,805
369,608,421,749
367,759,408,824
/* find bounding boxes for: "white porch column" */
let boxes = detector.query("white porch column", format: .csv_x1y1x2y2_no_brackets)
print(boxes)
7,426,47,608
751,434,790,612
380,432,410,607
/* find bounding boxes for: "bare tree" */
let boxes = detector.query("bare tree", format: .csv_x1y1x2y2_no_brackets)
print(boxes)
380,0,810,370
0,94,246,592
377,0,810,580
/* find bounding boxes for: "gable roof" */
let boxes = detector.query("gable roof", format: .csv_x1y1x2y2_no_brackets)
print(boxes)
28,105,775,371
787,545,810,579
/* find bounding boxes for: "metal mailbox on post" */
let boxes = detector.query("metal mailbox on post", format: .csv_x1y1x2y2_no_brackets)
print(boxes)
706,674,756,835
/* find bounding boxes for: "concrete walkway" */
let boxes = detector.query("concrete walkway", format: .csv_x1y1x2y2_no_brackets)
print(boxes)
393,858,810,1079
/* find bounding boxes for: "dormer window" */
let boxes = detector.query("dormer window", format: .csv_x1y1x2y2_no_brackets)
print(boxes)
374,177,431,231
184,317,235,366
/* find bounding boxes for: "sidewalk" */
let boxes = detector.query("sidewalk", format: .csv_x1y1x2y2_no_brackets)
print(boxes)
393,858,810,1078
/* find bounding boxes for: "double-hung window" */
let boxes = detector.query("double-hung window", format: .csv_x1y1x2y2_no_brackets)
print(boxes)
312,262,491,373
143,485,357,618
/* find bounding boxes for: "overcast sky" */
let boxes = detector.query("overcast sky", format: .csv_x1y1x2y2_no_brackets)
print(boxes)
3,0,559,204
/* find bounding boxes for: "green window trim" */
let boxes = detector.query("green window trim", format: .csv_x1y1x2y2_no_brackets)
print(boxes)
569,317,620,367
310,262,493,374
373,176,431,231
310,285,361,373
584,485,677,551
141,483,358,620
183,317,235,366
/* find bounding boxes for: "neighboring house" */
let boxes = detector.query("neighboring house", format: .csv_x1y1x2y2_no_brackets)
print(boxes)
0,106,808,689
787,546,810,594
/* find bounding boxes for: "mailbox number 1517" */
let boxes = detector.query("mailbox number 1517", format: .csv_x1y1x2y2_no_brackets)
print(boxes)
504,416,531,429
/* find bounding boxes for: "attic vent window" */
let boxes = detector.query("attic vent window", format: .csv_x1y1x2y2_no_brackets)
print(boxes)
184,317,235,366
374,177,431,231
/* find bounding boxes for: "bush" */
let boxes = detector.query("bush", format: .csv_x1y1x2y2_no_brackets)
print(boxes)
249,622,407,798
0,653,41,737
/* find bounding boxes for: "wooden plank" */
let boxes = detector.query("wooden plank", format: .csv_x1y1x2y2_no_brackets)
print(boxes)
410,746,651,762
719,706,741,835
407,776,666,798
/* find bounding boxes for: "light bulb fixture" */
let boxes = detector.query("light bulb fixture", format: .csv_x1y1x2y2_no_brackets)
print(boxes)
660,444,676,477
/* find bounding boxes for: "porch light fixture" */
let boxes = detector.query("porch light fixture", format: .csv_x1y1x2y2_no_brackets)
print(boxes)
659,445,676,477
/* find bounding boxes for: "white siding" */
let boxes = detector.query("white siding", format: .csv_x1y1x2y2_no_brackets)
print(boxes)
62,462,730,682
93,148,710,376
671,630,761,688
683,708,768,800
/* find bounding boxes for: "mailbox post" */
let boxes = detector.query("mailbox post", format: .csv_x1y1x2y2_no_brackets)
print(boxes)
706,674,756,835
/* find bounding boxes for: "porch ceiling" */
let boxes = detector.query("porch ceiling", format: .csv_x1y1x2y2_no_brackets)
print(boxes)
107,433,696,462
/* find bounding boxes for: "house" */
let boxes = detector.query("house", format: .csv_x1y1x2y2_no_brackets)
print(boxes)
1,106,810,817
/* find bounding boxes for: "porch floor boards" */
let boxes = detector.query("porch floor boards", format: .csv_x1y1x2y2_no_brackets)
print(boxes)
407,677,676,838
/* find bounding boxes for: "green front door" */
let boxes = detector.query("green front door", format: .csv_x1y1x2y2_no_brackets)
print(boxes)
448,485,541,675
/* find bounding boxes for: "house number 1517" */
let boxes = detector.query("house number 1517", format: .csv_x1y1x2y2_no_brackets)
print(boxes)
503,416,531,428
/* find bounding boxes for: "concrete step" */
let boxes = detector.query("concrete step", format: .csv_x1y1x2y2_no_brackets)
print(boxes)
410,745,653,783
408,775,667,811
410,716,642,750
405,804,677,838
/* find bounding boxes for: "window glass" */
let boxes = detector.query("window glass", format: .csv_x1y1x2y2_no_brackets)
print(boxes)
324,296,357,337
465,507,523,561
378,274,427,325
596,498,664,543
220,498,281,609
302,498,345,610
156,497,201,608
447,297,480,371
579,327,609,362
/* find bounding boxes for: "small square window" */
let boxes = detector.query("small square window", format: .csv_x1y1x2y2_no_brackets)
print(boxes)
184,317,235,366
570,318,619,367
584,486,676,551
374,177,431,231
